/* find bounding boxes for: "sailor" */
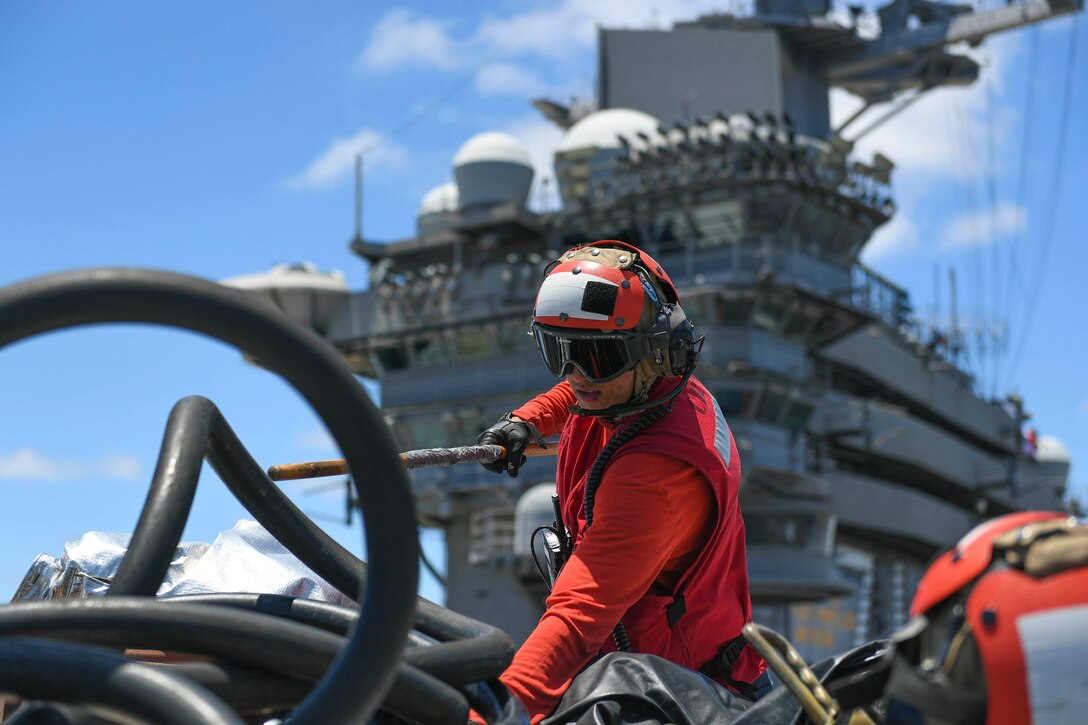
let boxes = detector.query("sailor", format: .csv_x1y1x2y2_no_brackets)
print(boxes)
477,240,770,723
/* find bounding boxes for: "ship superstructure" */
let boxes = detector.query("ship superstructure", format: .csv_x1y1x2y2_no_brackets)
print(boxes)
309,0,1079,659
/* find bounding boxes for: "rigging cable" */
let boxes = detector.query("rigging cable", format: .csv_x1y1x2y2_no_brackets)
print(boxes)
359,45,503,158
984,57,1003,400
950,95,983,378
1003,19,1080,388
994,26,1040,395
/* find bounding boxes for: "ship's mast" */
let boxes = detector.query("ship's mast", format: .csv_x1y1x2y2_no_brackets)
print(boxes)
581,0,1083,143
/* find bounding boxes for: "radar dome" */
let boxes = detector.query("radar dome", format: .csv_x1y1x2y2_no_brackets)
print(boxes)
417,182,460,237
418,182,460,216
1035,435,1071,464
513,482,558,558
221,263,348,336
557,107,661,153
553,108,661,207
453,131,534,209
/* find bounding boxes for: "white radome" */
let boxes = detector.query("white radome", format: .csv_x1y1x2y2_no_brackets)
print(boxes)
418,182,460,217
221,262,347,293
513,482,559,558
1035,435,1071,464
453,131,533,167
556,107,662,154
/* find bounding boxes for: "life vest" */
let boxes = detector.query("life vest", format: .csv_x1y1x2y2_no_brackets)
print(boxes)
555,375,765,691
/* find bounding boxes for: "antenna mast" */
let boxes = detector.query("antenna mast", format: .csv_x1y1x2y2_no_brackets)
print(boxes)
353,153,364,243
949,267,959,363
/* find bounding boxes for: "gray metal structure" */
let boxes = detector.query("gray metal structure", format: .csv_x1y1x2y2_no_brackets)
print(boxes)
319,0,1079,660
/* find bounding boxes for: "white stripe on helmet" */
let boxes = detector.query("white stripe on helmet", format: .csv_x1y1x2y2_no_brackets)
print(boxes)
535,271,616,322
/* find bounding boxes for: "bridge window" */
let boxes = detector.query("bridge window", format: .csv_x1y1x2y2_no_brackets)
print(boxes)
455,328,494,360
405,418,451,449
746,514,815,548
414,336,451,367
372,345,408,372
713,388,751,417
717,295,752,326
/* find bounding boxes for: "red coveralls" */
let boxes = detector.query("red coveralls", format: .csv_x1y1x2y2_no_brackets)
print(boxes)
499,376,764,723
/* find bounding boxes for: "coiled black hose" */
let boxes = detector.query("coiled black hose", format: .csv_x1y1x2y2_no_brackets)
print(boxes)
0,269,419,723
108,395,211,598
0,268,528,724
0,639,244,725
167,593,516,687
155,660,314,717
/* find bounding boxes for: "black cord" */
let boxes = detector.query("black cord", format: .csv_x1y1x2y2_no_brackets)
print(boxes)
582,402,672,651
530,525,555,589
584,403,672,528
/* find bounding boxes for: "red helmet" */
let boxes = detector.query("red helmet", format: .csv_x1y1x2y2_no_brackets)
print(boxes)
886,511,1088,725
533,250,646,331
581,240,680,303
531,241,697,382
909,510,1066,617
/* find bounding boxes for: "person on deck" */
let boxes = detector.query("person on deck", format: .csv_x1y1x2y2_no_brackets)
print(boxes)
477,240,770,723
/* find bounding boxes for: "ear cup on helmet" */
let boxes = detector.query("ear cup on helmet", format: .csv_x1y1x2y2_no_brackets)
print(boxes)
663,303,700,377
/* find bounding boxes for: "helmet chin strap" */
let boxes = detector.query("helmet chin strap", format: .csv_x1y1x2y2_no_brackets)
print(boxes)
569,367,695,419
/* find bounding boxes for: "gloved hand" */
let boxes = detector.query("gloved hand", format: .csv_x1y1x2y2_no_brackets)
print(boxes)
477,414,539,478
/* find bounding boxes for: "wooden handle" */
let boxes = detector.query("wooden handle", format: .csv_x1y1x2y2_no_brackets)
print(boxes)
267,441,558,481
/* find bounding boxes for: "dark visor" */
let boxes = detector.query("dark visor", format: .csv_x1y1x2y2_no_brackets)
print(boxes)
532,325,653,383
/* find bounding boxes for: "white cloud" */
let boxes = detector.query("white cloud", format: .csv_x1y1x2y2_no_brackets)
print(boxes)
359,2,730,77
860,211,919,263
939,202,1028,249
474,63,547,98
285,129,408,191
294,426,337,452
475,0,720,58
358,10,462,71
476,4,598,56
0,448,141,482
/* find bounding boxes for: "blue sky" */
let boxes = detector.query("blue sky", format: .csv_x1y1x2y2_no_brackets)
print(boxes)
1,2,1085,604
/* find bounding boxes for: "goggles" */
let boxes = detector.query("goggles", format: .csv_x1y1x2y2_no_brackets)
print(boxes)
532,324,654,383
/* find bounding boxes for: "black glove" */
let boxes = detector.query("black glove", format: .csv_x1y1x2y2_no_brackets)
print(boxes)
477,414,541,478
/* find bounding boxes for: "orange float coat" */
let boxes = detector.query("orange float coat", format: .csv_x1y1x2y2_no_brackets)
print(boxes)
499,377,764,723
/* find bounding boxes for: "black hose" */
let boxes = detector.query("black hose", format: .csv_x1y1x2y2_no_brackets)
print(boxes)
165,593,359,635
103,389,370,602
168,592,515,687
411,597,516,684
0,598,469,725
5,702,98,724
203,402,369,599
109,396,211,597
0,599,348,684
0,638,243,725
122,398,514,683
0,268,522,722
158,660,312,717
0,269,419,723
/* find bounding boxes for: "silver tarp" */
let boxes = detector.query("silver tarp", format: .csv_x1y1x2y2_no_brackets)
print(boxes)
11,519,355,605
